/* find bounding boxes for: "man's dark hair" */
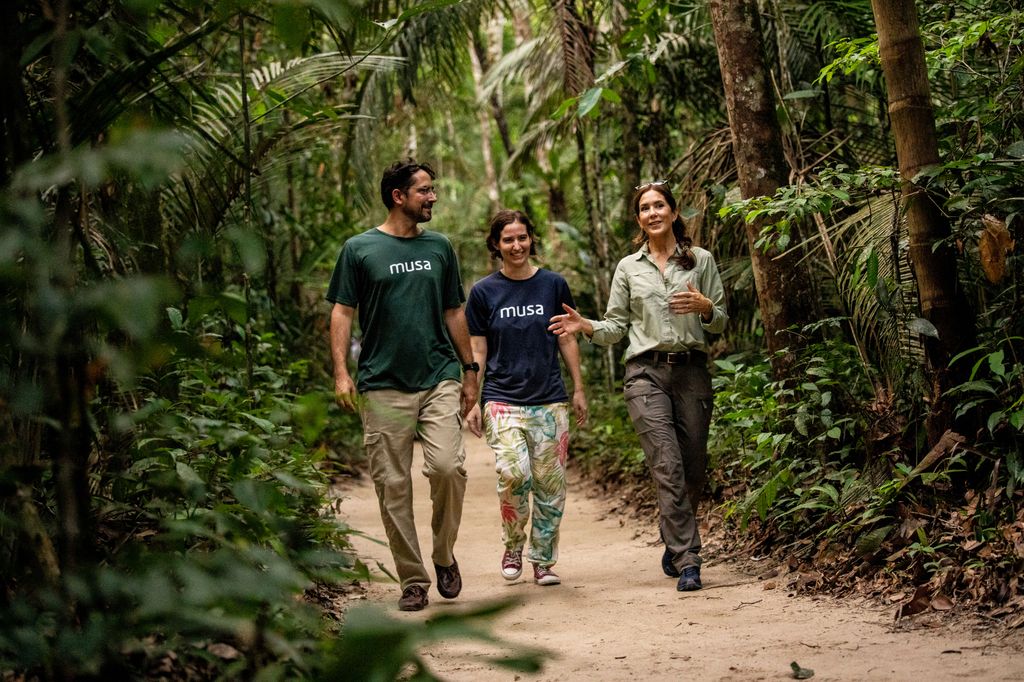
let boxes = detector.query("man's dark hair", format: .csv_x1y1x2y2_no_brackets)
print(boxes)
380,159,436,208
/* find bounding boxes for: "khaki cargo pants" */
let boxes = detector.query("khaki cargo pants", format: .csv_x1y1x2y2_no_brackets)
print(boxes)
361,379,467,590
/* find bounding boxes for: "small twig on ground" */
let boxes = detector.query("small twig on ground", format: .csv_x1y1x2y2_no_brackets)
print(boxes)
702,580,761,590
733,599,763,610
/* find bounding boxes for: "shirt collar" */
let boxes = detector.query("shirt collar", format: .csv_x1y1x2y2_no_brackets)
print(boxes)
636,241,683,260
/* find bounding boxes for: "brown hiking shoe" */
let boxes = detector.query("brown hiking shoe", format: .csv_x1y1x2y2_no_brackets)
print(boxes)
398,585,428,611
435,558,462,598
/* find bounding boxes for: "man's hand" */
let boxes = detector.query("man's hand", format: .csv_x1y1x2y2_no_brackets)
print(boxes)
334,375,357,411
460,373,479,419
466,403,483,438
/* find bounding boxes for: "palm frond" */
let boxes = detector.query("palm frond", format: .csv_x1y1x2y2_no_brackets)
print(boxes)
159,53,400,238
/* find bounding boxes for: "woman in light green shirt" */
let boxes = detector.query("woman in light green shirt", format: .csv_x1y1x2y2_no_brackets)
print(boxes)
549,181,727,592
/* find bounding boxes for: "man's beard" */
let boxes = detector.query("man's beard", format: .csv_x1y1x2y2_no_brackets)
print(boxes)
405,204,432,223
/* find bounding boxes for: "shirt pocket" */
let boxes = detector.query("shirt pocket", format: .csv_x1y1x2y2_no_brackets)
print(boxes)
628,270,669,328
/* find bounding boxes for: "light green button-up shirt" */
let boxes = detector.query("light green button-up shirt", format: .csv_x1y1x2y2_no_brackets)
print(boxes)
589,244,728,360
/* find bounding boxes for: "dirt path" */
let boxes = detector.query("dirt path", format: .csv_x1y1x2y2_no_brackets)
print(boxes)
335,434,1023,681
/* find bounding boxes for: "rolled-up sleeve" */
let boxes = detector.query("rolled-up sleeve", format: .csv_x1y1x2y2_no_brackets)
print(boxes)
699,251,728,335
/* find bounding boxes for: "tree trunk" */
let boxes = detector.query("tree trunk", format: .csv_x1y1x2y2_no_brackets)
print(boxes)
871,0,975,444
469,31,500,217
708,0,818,380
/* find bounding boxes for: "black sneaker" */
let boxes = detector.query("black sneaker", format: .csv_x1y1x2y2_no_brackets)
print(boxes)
662,547,680,578
676,566,702,592
435,558,462,599
398,585,428,611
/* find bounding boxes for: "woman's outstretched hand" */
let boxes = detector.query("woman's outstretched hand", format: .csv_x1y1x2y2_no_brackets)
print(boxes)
549,303,591,337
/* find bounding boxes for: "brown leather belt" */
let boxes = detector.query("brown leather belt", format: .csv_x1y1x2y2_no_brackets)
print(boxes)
638,349,708,366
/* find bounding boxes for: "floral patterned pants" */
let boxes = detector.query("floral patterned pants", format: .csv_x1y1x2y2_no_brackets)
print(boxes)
483,401,569,567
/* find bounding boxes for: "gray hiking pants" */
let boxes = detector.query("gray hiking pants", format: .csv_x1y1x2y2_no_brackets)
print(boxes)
623,353,712,571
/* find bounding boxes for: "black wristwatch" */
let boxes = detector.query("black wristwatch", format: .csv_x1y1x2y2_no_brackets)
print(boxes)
462,361,480,373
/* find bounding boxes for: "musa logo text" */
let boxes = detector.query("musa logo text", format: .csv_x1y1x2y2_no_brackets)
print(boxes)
389,260,433,274
499,304,545,319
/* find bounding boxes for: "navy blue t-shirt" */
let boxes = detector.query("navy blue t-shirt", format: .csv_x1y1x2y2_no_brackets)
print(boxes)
466,268,575,405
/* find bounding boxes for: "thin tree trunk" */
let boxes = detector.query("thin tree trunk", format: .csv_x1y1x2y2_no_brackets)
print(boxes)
469,32,500,216
239,13,255,395
870,0,975,444
46,0,94,583
708,0,818,381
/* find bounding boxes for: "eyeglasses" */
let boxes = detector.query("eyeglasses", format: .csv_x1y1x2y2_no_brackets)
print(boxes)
634,180,668,191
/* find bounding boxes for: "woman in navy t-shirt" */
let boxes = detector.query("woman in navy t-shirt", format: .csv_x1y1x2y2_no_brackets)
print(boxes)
466,210,588,586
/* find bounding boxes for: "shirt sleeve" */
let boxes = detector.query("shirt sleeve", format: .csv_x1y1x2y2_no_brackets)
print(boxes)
699,251,728,335
590,262,631,347
325,242,359,307
441,238,467,309
465,284,488,336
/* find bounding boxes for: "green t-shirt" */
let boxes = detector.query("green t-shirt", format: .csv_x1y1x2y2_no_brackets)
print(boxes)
326,227,465,392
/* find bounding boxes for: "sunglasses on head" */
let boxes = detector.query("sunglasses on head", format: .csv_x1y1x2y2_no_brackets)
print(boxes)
634,180,668,191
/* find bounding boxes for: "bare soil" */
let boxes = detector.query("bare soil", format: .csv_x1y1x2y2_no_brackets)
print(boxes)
334,433,1024,681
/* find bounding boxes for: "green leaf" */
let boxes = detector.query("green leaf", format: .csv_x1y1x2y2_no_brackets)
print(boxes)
240,412,276,434
272,4,311,50
375,0,465,30
988,349,1006,377
176,461,205,487
551,96,578,120
854,525,892,557
219,292,249,325
987,410,1005,435
577,87,603,118
167,306,184,330
794,414,809,436
791,661,815,679
783,89,822,100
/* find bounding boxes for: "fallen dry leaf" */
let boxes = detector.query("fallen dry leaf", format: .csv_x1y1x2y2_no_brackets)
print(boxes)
207,643,241,660
930,594,954,611
895,584,932,620
978,214,1014,283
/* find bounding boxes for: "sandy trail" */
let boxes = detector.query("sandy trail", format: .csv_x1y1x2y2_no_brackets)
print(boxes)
335,433,1023,681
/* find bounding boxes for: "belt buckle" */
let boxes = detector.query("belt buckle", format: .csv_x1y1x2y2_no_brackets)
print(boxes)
666,351,687,365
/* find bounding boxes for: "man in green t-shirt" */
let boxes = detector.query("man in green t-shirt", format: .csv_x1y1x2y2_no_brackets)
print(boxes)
327,160,479,612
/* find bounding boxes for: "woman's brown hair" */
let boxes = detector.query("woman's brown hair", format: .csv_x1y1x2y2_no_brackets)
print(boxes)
631,182,695,270
486,209,539,260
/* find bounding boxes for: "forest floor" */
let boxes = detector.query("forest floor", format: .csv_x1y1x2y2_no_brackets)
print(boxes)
333,433,1024,681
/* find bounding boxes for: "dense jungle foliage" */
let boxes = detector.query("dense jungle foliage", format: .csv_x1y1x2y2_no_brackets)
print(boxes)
1,0,1021,678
